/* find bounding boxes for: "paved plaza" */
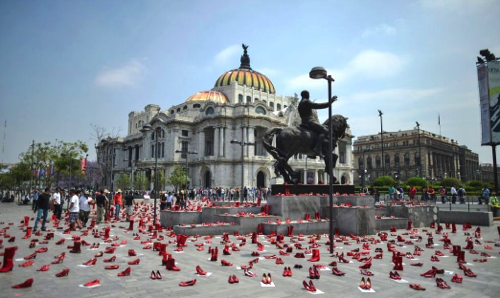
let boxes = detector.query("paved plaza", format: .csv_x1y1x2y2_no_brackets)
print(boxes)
0,201,499,298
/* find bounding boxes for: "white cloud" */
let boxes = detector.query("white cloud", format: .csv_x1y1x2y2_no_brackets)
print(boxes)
285,50,406,90
362,23,396,38
95,59,146,87
214,45,240,66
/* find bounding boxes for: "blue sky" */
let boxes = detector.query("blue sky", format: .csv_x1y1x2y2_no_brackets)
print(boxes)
0,0,499,163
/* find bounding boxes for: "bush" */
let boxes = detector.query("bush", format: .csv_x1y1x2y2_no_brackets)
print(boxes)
467,180,483,188
373,176,396,187
405,177,427,187
440,178,462,187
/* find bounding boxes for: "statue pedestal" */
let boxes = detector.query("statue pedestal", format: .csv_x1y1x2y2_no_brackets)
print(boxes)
271,184,355,195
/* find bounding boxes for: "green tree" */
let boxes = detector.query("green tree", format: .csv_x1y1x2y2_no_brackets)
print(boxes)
152,170,168,191
167,165,187,192
133,173,148,191
467,180,483,188
440,177,462,187
116,173,131,190
405,177,427,187
373,176,396,187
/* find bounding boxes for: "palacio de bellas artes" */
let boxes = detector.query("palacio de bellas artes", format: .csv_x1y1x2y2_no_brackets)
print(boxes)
1,1,500,298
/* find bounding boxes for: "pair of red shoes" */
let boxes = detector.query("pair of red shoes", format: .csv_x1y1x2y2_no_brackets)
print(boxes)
282,267,293,277
303,280,317,292
332,267,345,276
308,266,320,279
261,273,272,284
389,271,401,280
436,278,451,289
150,270,162,280
451,273,463,283
228,275,239,284
360,277,372,290
104,255,116,263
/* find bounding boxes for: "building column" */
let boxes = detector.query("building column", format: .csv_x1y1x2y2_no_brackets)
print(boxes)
248,126,255,157
314,170,319,184
199,130,205,157
219,127,224,157
214,127,220,157
303,170,307,184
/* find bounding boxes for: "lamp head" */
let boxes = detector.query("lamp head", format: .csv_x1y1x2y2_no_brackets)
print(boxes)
309,67,327,79
416,121,420,127
378,110,383,117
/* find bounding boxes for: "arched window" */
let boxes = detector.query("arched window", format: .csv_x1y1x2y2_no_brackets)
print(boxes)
358,157,364,169
404,152,410,166
415,152,421,166
255,98,259,101
205,107,215,115
395,154,400,167
376,156,381,169
284,105,287,109
193,103,201,108
255,106,266,115
183,105,187,110
246,96,251,103
152,132,155,140
176,108,180,112
385,154,390,168
277,104,281,110
367,156,373,169
238,94,243,103
269,102,274,109
170,110,175,115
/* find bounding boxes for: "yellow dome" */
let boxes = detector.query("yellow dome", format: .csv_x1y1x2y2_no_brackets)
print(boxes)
186,90,228,104
214,69,276,94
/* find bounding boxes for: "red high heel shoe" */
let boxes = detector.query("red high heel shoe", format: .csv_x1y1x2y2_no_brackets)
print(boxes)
55,268,70,277
196,265,207,275
464,269,477,277
409,283,426,291
19,260,35,267
221,260,233,266
104,255,116,263
332,267,345,276
94,251,104,258
179,279,196,287
12,278,34,288
36,264,50,272
420,268,437,278
360,269,374,276
128,258,140,265
83,279,101,287
150,270,157,280
155,270,162,280
451,273,463,283
360,277,367,289
24,252,37,260
105,265,120,270
390,271,402,280
303,280,317,292
83,258,97,266
118,267,131,276
436,277,451,289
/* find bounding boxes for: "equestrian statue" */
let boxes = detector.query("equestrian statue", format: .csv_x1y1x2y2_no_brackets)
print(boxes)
262,90,348,184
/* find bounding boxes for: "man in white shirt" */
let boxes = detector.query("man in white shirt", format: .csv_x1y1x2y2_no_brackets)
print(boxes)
450,185,458,204
68,189,81,231
79,190,92,228
52,187,62,220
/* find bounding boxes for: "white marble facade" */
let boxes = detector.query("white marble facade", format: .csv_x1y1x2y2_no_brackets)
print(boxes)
97,48,354,191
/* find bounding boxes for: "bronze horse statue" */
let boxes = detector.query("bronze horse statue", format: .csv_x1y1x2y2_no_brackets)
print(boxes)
262,114,348,184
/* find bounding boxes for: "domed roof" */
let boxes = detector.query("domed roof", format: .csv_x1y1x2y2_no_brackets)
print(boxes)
186,90,228,104
214,44,276,94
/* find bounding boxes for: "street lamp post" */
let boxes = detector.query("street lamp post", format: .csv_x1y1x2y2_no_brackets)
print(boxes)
175,149,198,199
29,140,34,193
361,148,372,191
378,110,385,176
309,66,336,254
140,117,166,228
415,121,422,177
230,139,254,202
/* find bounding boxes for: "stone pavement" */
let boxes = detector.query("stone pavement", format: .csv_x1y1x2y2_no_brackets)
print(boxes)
0,202,499,298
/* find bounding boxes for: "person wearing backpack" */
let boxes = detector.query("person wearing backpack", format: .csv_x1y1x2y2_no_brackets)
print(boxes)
439,186,447,204
458,186,466,204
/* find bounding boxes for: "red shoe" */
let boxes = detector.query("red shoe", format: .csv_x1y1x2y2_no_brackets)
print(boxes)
150,270,157,280
221,260,233,266
94,251,104,258
390,271,402,280
36,264,50,272
410,262,423,266
128,258,140,265
24,252,37,260
118,267,131,276
19,260,35,267
103,255,116,263
128,249,137,256
332,267,345,276
179,279,196,287
12,278,34,288
464,269,477,277
436,277,451,289
55,239,65,245
196,265,207,275
451,273,463,283
83,279,101,287
360,269,374,276
83,258,97,266
105,265,120,270
155,270,162,280
55,268,70,277
303,280,317,292
409,283,426,291
420,269,437,278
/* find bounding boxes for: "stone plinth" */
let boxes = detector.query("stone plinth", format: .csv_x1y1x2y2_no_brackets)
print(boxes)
331,207,376,235
261,220,332,236
201,207,262,223
173,224,238,236
388,205,439,227
439,211,492,226
267,195,325,220
375,218,408,230
160,210,202,228
215,215,280,234
271,184,355,195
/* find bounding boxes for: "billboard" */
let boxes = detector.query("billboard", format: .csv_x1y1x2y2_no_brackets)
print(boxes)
489,61,500,143
478,61,500,145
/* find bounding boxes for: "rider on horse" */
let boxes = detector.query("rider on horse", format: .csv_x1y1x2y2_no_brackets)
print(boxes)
298,90,337,158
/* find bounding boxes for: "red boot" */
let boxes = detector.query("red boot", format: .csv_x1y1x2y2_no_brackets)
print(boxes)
70,241,81,253
0,246,17,272
22,227,32,239
166,258,180,271
12,278,33,288
308,249,320,262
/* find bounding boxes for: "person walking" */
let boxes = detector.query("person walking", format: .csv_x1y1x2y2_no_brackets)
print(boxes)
166,192,174,210
124,191,136,221
52,187,62,220
458,186,466,204
79,190,92,228
68,189,81,231
451,185,458,204
31,189,39,211
95,189,109,224
113,189,123,219
479,187,490,204
439,186,447,203
33,187,51,232
409,185,417,201
160,192,167,211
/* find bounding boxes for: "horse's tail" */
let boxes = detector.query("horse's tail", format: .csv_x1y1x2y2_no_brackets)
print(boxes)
262,127,284,160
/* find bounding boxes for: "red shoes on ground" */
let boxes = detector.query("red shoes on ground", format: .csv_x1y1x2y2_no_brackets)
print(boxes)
332,267,345,276
360,277,372,290
83,279,101,287
196,265,207,275
36,264,50,272
360,269,374,276
128,258,140,265
221,260,233,266
261,273,272,284
282,267,293,277
12,278,34,288
105,265,120,270
55,268,70,277
179,279,196,287
103,255,116,263
83,258,97,266
228,275,239,284
19,260,35,267
118,267,131,276
308,266,320,279
436,277,451,289
150,270,162,280
420,268,437,278
451,273,463,283
409,283,426,291
303,280,317,292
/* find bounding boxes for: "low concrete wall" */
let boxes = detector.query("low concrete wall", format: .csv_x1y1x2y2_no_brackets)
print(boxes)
173,224,238,236
332,207,375,236
388,205,439,228
160,211,202,228
261,221,332,236
375,218,408,231
201,207,262,223
439,211,493,226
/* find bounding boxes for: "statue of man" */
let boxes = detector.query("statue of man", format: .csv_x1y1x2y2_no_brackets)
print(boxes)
298,90,337,158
